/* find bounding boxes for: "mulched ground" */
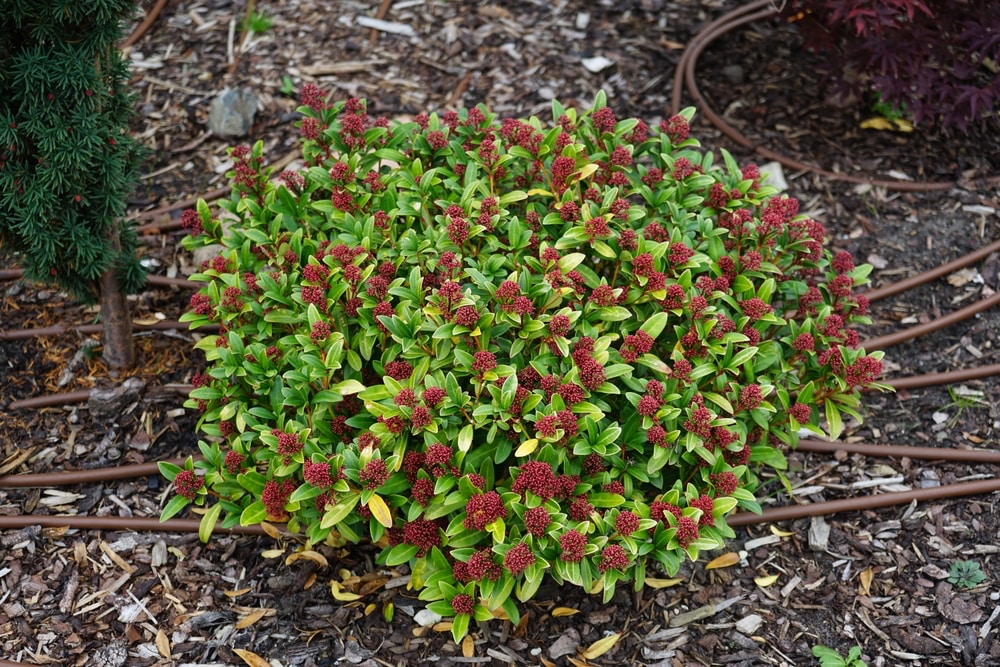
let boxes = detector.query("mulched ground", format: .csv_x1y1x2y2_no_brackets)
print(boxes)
2,1,999,665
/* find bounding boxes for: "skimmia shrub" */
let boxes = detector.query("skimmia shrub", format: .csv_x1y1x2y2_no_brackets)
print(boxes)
781,0,1000,131
160,88,886,639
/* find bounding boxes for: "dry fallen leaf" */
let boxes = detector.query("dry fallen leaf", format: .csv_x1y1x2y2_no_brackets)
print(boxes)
235,607,273,630
705,552,741,570
947,267,979,287
233,648,271,667
859,566,873,596
770,526,795,537
552,607,580,617
644,577,684,588
433,621,454,632
155,629,171,659
259,522,283,539
462,634,475,657
260,548,285,559
285,550,329,568
330,580,362,602
581,632,621,659
223,588,252,598
755,574,780,587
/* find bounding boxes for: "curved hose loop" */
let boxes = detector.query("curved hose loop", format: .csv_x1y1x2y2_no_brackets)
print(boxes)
671,0,1000,192
120,0,171,49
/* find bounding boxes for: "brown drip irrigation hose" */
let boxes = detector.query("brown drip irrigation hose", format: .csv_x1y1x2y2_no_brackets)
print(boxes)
861,289,1000,351
7,384,191,410
1,474,998,537
796,439,1000,463
885,362,1000,391
119,0,170,49
0,269,200,291
864,238,1000,302
1,439,996,491
728,477,1000,527
0,319,217,343
0,459,186,488
671,0,1000,192
0,514,269,536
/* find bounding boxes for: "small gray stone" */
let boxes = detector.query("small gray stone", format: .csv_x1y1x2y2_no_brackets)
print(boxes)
548,628,580,659
808,515,830,550
413,608,442,627
736,613,763,635
208,88,258,137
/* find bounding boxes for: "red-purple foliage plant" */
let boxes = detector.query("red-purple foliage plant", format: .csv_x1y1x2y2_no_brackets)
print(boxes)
782,0,1000,131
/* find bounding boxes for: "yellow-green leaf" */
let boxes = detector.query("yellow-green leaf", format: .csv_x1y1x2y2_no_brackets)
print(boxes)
515,439,538,457
755,574,779,587
367,493,393,528
330,580,362,601
581,632,621,659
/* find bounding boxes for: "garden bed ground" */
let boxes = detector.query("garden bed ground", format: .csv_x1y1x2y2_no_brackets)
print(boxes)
1,1,999,665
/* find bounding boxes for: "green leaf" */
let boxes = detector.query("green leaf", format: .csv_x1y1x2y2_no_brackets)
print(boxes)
158,461,182,481
824,398,843,440
199,503,223,542
240,500,267,526
451,613,471,642
730,346,759,368
160,494,190,522
457,424,474,453
639,312,668,340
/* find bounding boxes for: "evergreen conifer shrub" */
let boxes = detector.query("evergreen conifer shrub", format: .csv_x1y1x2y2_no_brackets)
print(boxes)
0,0,145,367
164,89,886,639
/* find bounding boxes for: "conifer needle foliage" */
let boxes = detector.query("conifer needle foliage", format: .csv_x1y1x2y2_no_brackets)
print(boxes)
0,0,145,304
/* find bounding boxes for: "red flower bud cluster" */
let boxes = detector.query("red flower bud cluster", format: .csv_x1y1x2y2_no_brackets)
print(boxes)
262,479,296,519
710,472,739,496
675,516,700,548
472,350,497,375
359,458,389,489
598,544,629,573
223,451,245,474
403,518,441,555
660,114,689,143
615,510,640,536
558,530,587,562
412,477,435,506
524,506,551,537
503,542,536,576
683,405,715,440
513,461,557,500
463,491,507,530
451,593,475,615
304,461,335,487
689,494,715,527
568,495,594,521
619,330,653,363
173,470,203,499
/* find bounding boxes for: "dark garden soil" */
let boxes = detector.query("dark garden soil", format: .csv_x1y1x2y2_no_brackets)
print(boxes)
2,1,1000,666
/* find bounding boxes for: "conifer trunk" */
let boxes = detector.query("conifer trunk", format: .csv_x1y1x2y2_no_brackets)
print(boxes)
99,226,135,369
99,268,134,369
